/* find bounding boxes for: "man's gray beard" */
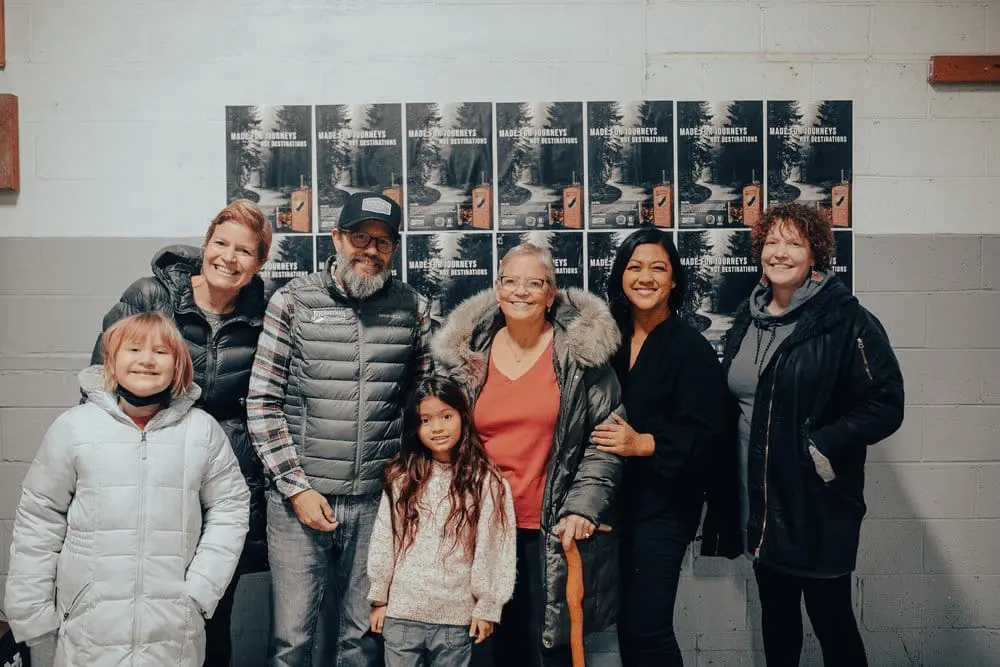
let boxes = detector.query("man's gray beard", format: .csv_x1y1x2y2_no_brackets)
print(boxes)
335,255,391,300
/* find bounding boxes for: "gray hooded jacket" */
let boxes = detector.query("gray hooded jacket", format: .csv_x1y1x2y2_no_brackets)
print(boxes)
3,366,249,667
432,287,624,649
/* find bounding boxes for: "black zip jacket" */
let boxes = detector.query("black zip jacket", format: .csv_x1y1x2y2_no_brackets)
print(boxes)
90,245,269,574
709,278,904,575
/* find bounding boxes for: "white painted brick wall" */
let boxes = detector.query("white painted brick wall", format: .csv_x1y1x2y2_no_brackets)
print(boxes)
0,0,996,236
1,1,999,664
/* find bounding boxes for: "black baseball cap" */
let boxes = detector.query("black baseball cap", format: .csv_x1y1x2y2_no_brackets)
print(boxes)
338,192,402,238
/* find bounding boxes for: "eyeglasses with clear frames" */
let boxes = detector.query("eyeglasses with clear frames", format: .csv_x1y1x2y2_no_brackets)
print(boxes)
347,231,396,253
498,276,549,293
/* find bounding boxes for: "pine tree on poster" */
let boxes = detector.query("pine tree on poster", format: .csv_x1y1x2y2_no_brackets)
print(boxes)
548,232,583,289
442,234,490,312
265,106,311,190
713,101,762,190
317,105,352,208
803,101,851,188
540,102,582,188
356,104,402,188
407,236,445,304
678,102,712,202
448,103,492,195
635,101,672,190
407,103,444,191
497,103,532,202
227,106,262,202
716,232,757,316
766,101,803,203
587,232,618,297
588,102,624,205
678,231,713,328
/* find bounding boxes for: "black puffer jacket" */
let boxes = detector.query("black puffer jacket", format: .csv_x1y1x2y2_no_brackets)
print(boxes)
432,288,625,650
712,278,904,576
90,245,269,574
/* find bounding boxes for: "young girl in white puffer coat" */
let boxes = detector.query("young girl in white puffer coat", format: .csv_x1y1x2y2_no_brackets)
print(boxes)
4,312,249,667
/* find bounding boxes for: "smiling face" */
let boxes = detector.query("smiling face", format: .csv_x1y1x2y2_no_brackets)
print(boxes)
496,254,556,324
417,396,464,463
761,218,814,290
113,335,176,397
332,220,396,279
622,243,674,317
201,220,262,294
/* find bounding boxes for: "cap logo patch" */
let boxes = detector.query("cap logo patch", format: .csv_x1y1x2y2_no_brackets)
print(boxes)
361,197,392,216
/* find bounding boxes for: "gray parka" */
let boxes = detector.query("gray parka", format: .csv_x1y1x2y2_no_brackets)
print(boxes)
3,366,249,667
432,287,625,650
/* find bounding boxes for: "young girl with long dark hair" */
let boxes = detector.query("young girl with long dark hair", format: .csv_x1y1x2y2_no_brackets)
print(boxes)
367,375,516,667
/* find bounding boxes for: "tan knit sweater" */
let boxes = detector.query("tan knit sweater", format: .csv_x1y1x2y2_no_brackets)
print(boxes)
366,462,516,625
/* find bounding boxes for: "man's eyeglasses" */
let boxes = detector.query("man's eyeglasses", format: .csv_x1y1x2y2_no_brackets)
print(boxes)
346,230,397,253
498,276,549,293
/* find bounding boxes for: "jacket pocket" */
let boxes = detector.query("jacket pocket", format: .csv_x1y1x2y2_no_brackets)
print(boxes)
58,580,94,630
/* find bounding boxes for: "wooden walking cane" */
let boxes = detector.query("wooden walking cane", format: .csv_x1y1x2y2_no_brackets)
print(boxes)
563,538,586,667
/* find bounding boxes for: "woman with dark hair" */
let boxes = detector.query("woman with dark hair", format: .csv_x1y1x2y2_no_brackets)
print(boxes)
720,202,903,666
91,200,272,667
591,228,729,667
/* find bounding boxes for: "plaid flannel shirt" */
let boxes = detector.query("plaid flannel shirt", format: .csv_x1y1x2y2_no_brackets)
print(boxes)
246,274,433,499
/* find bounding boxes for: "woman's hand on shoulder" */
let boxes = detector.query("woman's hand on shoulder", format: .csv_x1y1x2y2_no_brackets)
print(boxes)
590,413,654,458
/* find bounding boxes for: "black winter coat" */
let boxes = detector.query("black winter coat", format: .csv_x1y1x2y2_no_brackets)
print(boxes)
432,288,625,651
612,315,728,530
91,245,269,574
707,278,904,576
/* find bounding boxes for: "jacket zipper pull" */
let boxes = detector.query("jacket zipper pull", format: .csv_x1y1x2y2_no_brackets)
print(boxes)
141,430,148,460
856,338,873,380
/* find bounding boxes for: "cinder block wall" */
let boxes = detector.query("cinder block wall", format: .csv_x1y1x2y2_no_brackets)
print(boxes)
2,0,999,665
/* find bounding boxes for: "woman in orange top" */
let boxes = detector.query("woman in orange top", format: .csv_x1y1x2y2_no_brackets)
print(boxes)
433,243,625,667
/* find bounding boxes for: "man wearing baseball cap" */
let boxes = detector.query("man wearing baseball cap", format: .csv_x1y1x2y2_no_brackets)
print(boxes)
247,191,431,667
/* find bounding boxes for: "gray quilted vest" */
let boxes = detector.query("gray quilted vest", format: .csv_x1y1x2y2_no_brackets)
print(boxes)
283,271,421,496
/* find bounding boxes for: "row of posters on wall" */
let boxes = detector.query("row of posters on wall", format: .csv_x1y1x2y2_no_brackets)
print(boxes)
225,99,854,354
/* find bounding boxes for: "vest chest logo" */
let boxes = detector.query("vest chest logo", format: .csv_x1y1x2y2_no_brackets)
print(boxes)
305,307,353,324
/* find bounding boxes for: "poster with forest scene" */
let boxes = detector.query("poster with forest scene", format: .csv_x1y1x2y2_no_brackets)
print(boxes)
406,233,493,324
226,105,314,233
406,102,494,231
677,230,759,355
259,236,315,300
677,101,764,230
588,101,675,229
497,231,584,289
496,102,585,231
315,104,404,232
767,100,853,228
315,234,403,280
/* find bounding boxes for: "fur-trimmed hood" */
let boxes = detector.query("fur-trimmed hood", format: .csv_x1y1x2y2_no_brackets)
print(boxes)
431,287,621,394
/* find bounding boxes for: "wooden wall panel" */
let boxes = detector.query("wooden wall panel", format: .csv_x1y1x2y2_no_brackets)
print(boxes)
0,95,20,192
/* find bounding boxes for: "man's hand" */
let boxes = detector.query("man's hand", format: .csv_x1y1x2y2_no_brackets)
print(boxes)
369,604,387,633
289,489,338,531
591,413,654,458
469,618,494,644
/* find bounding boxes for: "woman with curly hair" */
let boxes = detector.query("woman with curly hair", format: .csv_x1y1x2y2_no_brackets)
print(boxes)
718,202,904,666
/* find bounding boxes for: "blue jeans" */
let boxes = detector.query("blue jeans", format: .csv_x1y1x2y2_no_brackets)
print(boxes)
383,618,472,667
266,489,381,667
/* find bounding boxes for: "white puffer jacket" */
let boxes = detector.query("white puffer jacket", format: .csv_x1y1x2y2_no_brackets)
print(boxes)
3,366,250,667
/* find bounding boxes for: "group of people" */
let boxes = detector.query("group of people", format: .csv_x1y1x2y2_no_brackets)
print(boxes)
2,190,904,667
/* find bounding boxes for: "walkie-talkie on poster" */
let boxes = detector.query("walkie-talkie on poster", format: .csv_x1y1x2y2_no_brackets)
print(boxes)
741,170,762,228
652,170,673,228
562,171,583,229
470,171,493,230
